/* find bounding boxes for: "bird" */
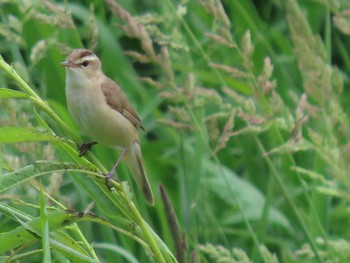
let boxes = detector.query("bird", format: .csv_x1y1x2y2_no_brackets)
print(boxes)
61,48,154,205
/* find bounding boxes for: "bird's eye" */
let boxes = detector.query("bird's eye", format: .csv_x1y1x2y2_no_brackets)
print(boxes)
81,61,89,67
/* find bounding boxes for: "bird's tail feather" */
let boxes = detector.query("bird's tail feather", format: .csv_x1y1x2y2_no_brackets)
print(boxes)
124,142,154,205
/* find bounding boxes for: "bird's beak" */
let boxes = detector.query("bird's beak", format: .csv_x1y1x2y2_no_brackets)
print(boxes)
60,60,75,68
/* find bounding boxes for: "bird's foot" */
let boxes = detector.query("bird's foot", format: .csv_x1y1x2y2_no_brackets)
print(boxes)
103,170,120,190
103,147,127,190
78,141,98,157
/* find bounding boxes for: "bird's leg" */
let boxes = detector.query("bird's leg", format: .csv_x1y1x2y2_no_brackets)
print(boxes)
105,147,128,188
78,141,98,157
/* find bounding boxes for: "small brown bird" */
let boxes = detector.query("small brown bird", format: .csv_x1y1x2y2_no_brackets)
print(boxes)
61,49,154,205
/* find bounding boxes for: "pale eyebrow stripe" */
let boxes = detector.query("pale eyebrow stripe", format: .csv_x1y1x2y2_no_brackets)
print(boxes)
81,55,96,61
77,55,97,64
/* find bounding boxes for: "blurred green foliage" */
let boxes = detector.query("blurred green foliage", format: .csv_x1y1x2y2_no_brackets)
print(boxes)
1,0,350,262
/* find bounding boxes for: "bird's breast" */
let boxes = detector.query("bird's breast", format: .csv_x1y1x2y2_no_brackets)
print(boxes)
66,80,137,147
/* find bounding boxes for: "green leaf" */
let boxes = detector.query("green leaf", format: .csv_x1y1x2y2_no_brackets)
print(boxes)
0,88,31,99
205,161,292,232
94,243,139,263
49,238,98,263
40,184,51,262
0,208,99,262
0,164,37,193
0,161,86,193
0,210,78,254
49,231,92,259
0,127,57,144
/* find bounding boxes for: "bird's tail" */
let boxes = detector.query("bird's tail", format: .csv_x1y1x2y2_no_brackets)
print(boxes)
124,142,154,205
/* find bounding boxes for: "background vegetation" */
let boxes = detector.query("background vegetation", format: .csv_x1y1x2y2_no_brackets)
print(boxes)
1,0,350,262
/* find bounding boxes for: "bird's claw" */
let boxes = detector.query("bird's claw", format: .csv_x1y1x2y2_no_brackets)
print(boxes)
78,141,98,157
103,171,119,190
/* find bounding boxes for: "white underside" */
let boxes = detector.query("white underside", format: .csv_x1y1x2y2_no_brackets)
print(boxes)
65,69,137,148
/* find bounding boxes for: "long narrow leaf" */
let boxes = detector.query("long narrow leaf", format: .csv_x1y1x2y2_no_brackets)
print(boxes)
40,184,51,262
0,88,31,99
0,127,57,144
0,210,81,254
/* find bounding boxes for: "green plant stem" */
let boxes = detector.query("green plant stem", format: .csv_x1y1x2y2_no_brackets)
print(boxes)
2,249,43,262
255,138,324,263
164,0,227,88
0,55,106,173
72,169,170,262
128,201,166,263
185,107,264,261
107,185,168,262
0,56,41,100
34,183,99,260
152,4,264,257
0,55,75,140
30,171,152,253
252,168,275,262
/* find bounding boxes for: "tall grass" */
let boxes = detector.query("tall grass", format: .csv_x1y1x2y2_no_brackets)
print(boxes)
1,0,350,262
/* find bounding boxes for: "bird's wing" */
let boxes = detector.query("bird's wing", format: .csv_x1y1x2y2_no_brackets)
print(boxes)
101,78,145,131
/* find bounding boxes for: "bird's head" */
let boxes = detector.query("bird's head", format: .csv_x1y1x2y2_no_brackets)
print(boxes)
61,49,102,80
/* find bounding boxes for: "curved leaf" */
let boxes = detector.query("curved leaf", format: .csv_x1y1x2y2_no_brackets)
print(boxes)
0,127,57,144
0,88,31,99
205,161,292,232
